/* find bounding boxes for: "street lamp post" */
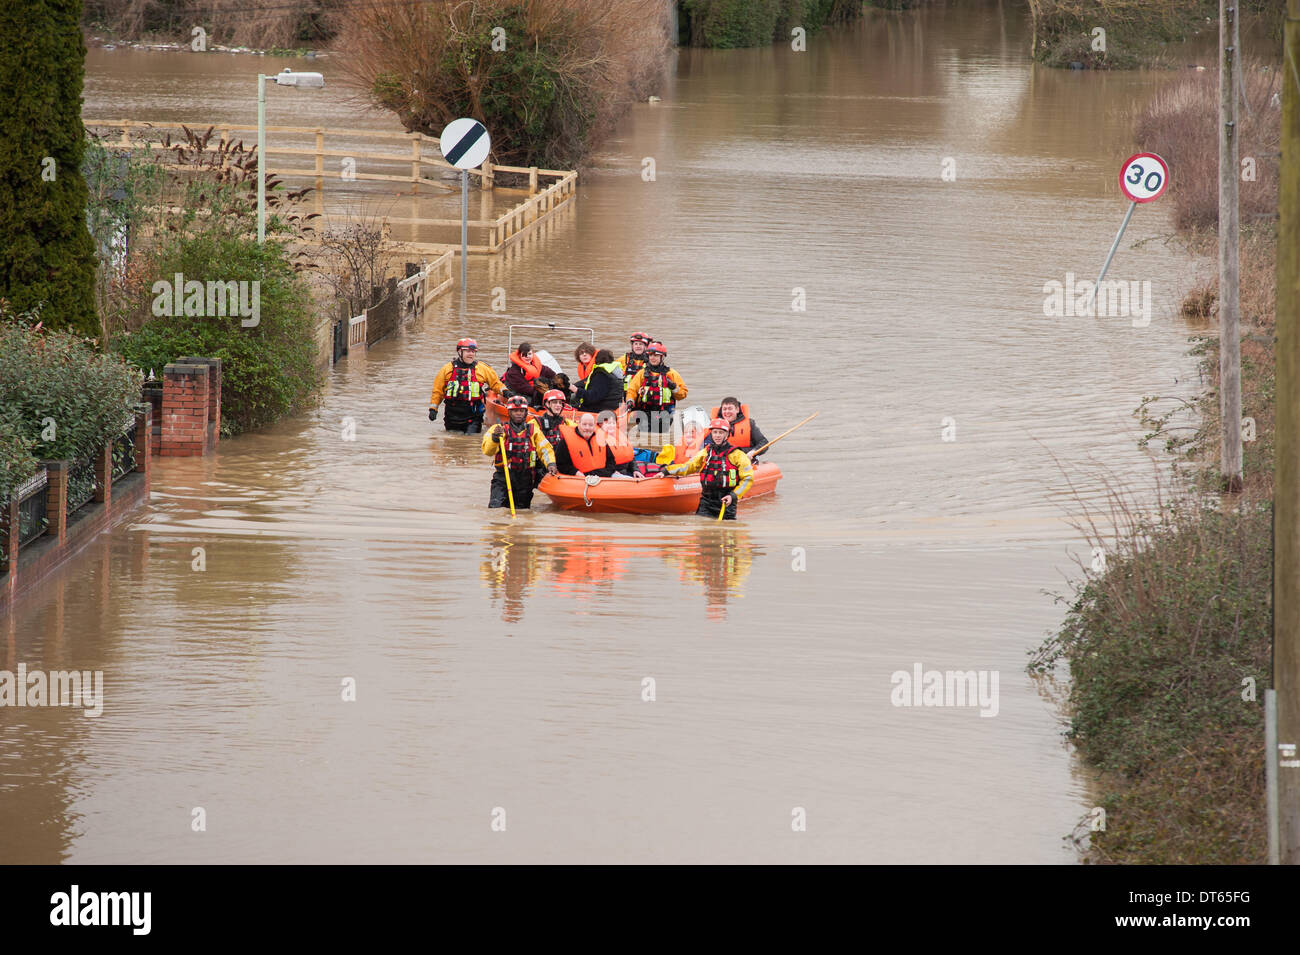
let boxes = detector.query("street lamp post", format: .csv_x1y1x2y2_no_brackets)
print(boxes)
257,68,325,243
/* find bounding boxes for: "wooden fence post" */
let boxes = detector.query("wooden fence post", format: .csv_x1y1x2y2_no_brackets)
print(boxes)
411,134,422,195
315,128,325,198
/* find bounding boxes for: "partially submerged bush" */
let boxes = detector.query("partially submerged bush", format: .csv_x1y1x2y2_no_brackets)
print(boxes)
1031,485,1271,863
681,0,862,48
113,234,321,436
336,0,671,169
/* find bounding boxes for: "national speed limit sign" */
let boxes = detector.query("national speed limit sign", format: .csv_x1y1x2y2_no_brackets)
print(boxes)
1118,152,1169,203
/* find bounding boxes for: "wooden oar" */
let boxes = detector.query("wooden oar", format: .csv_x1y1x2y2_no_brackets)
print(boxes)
749,412,819,457
499,434,516,518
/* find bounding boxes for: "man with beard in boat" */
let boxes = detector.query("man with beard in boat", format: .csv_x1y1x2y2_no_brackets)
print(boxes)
656,417,754,520
712,396,770,460
624,342,687,436
502,341,560,407
572,348,625,413
429,338,503,434
483,395,557,509
615,332,651,379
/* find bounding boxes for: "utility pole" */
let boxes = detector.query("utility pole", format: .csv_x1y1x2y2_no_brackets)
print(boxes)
1221,1,1243,492
1275,0,1300,864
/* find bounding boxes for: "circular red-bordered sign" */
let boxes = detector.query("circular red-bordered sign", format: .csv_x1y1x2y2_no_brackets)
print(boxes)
1119,152,1169,203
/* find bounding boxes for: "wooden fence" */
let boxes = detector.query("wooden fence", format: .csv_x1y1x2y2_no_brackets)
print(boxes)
341,250,454,355
84,119,578,255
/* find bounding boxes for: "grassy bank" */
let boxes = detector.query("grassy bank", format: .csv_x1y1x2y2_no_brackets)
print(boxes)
1032,68,1278,864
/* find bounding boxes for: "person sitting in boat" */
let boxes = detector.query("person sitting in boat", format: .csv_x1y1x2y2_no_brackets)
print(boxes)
502,341,560,407
713,396,769,459
597,410,638,477
624,342,687,435
429,338,503,434
483,395,557,509
555,413,617,478
656,417,754,521
572,349,624,413
571,342,596,400
615,332,651,379
554,413,643,480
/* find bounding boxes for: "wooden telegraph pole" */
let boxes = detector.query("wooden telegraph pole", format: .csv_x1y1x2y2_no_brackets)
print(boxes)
1221,1,1243,492
1275,0,1300,864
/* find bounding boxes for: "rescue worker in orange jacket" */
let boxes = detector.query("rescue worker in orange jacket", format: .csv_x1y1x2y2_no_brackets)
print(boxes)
429,338,503,434
712,396,770,459
624,342,687,434
482,395,557,508
656,417,754,520
615,332,651,379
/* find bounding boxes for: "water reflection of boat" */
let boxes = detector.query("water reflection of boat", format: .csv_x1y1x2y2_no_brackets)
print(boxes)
662,527,756,620
537,463,782,515
479,533,631,621
478,528,755,622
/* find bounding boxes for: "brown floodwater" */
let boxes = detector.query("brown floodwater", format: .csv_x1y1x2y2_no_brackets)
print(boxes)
2,3,1224,862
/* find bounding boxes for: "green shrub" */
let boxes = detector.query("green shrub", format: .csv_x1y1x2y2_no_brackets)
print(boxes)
0,324,142,464
1032,499,1270,778
1030,494,1271,863
0,411,38,502
113,234,321,436
683,0,781,48
683,0,861,48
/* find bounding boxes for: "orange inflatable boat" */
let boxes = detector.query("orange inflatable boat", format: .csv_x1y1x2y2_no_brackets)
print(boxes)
536,462,783,514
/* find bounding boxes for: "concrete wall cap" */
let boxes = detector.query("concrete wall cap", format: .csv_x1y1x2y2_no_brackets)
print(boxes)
163,363,209,377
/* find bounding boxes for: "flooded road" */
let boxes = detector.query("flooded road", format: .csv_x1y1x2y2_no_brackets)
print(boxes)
3,3,1208,862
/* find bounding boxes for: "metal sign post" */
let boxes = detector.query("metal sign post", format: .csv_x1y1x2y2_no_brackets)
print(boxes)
439,118,491,312
1088,152,1169,314
461,168,468,310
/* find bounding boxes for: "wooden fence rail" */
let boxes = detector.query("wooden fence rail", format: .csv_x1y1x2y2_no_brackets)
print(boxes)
84,119,578,256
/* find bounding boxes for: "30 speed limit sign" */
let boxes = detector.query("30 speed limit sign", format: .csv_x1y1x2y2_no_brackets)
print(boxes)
1119,152,1169,203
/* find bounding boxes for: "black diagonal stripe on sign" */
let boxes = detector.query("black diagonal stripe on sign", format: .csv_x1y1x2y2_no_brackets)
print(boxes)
445,122,486,166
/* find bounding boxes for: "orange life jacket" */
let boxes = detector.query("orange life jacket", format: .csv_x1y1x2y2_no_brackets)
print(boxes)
602,423,635,465
511,350,543,382
560,424,606,474
710,404,752,448
700,440,739,489
576,356,594,382
674,433,704,465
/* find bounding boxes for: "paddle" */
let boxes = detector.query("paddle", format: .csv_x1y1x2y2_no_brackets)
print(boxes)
748,412,819,458
716,498,726,521
499,433,516,518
